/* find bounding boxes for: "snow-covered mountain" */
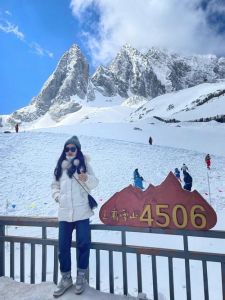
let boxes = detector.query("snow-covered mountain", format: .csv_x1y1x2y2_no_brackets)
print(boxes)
92,45,165,99
17,81,223,133
146,48,225,92
130,81,225,122
6,44,225,124
11,45,89,122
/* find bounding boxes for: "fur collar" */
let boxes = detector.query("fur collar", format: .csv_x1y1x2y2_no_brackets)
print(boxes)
61,159,71,170
61,154,90,170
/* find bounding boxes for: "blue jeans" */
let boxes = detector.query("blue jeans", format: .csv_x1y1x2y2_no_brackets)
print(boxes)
58,219,91,273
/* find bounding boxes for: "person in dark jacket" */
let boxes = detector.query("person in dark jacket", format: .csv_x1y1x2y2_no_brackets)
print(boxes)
205,154,211,169
174,168,181,182
149,136,153,145
183,170,192,191
133,169,144,190
15,123,19,133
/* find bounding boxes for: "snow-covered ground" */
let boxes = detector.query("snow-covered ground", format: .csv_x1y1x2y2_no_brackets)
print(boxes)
0,120,225,300
0,277,137,300
0,80,225,299
130,81,225,122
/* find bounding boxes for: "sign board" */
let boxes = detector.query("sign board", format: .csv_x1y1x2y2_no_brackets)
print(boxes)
99,172,217,230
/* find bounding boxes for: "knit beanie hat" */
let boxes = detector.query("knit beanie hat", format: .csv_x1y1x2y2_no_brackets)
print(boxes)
64,136,81,150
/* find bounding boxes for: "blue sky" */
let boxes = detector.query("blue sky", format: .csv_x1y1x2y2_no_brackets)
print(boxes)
0,0,225,115
0,0,96,114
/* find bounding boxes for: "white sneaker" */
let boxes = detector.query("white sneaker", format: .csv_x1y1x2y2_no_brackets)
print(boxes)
74,270,87,295
53,272,73,298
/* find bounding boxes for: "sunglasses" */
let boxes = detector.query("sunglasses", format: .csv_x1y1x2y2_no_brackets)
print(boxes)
65,146,77,153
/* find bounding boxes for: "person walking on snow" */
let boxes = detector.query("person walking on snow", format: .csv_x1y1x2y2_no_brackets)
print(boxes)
133,168,144,190
51,136,99,297
183,170,192,191
181,163,188,174
15,123,19,133
205,154,211,169
174,168,181,182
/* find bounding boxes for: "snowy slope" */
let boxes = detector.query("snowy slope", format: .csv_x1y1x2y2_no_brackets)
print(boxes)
1,81,224,159
130,81,225,121
1,79,225,299
2,80,225,131
1,131,225,224
1,129,225,299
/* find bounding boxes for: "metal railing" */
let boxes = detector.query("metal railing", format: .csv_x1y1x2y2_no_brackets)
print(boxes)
0,216,225,299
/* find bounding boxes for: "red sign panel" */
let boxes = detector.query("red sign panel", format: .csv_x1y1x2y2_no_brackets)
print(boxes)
99,172,217,230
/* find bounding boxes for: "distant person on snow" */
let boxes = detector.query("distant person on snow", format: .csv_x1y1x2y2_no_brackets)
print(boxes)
183,170,192,191
181,163,188,174
133,168,144,190
205,154,211,169
51,136,99,297
15,123,19,133
149,136,153,145
174,168,181,182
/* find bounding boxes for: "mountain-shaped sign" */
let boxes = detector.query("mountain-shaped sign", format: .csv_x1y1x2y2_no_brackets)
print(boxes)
99,172,217,230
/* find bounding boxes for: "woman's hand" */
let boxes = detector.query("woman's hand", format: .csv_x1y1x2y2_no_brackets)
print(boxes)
78,172,87,182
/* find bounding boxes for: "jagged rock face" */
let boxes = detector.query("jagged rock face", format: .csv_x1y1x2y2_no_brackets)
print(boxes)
91,66,117,97
146,48,224,92
11,44,89,122
216,57,225,78
86,81,95,102
92,45,165,99
91,46,225,100
9,44,225,123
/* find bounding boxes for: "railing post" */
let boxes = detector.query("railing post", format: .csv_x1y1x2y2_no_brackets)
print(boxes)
42,227,47,282
136,253,142,294
152,255,158,300
122,230,128,295
168,257,175,300
96,249,100,290
53,245,58,285
183,235,191,300
0,224,5,277
221,262,225,300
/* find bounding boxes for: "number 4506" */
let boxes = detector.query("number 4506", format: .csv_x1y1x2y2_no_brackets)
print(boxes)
140,204,207,229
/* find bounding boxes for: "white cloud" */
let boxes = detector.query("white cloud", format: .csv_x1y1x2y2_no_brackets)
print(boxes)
46,51,54,58
70,0,225,65
0,20,24,40
0,18,53,59
29,42,54,58
5,10,12,16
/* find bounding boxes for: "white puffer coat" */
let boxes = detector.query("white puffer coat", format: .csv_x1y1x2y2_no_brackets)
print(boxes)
51,156,99,222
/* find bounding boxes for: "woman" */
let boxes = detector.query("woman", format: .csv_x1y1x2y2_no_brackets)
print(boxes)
51,136,98,297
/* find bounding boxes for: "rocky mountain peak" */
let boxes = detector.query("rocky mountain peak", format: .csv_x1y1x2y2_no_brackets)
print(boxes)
93,44,165,99
8,44,225,124
11,44,89,122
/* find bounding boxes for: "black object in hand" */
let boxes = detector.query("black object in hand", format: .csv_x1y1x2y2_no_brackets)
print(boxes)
88,194,98,210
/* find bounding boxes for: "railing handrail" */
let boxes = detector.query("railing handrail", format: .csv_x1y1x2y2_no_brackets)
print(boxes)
1,215,225,299
1,215,225,238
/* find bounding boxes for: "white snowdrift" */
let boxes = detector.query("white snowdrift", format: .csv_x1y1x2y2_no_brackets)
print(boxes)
0,277,138,300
